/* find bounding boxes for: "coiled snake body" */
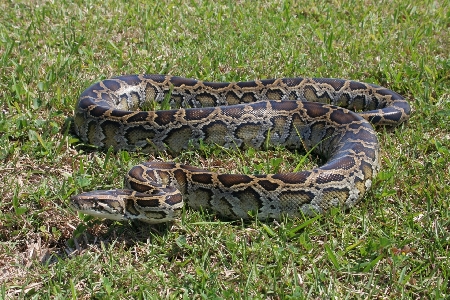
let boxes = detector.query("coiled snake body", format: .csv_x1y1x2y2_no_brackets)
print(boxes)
71,75,410,223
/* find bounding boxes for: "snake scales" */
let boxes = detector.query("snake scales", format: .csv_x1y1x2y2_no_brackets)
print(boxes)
71,74,410,223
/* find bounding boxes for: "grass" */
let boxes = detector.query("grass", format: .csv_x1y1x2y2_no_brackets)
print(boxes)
0,0,449,298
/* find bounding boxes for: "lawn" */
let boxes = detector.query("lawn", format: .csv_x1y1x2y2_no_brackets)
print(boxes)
0,0,449,298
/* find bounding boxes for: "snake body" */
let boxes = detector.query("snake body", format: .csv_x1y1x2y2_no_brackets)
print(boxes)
71,74,410,223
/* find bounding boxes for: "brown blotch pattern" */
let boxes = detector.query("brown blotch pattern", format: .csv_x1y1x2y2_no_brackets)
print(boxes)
72,74,410,223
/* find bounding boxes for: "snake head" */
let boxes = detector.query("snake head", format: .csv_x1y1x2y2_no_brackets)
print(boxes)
70,188,183,223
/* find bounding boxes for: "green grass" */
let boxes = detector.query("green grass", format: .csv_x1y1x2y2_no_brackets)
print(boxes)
1,0,449,298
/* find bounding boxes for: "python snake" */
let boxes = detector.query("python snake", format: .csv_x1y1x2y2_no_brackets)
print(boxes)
71,74,410,223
